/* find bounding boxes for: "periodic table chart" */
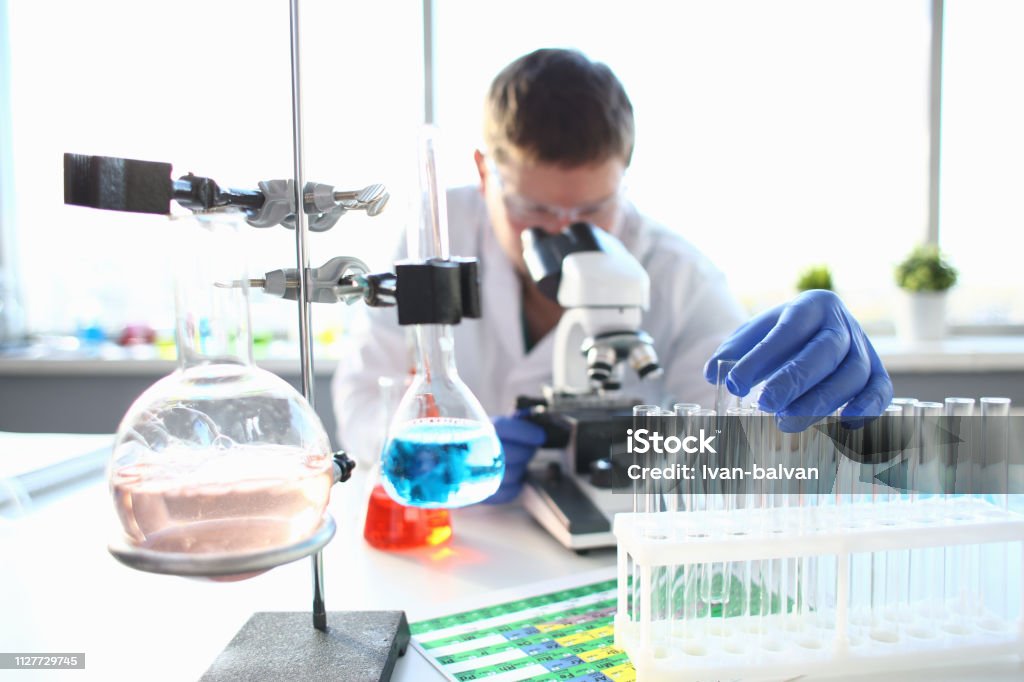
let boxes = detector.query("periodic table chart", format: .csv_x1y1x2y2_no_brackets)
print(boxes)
409,569,635,682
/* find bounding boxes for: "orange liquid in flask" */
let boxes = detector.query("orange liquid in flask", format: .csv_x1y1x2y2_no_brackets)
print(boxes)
363,484,452,549
364,392,452,549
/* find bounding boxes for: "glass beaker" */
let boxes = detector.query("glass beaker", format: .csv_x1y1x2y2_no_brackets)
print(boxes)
364,472,454,548
108,208,335,579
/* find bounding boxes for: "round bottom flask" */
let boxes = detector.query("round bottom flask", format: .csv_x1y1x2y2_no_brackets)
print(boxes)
108,209,336,579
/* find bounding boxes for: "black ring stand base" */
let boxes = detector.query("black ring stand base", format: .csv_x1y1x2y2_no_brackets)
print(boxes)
202,611,411,682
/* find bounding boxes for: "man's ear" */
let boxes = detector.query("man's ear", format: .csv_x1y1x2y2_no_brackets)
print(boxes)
473,149,487,194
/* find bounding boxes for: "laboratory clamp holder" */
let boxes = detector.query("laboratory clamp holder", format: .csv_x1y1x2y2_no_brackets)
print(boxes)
63,144,487,680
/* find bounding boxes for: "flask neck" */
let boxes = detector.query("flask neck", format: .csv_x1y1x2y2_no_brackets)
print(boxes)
413,324,457,383
175,311,253,370
172,210,253,370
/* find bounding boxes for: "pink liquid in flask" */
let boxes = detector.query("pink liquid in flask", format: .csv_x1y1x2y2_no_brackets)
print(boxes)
112,445,334,580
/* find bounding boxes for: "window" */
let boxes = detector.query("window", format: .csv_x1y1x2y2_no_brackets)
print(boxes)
3,0,421,342
434,0,933,327
940,0,1024,326
2,0,1020,348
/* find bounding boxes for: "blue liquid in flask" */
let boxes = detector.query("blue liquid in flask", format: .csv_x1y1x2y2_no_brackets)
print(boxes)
381,418,504,508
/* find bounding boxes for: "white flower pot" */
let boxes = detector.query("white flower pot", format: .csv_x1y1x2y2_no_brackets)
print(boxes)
896,291,948,342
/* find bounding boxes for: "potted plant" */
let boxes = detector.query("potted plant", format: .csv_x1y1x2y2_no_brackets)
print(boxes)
894,244,958,341
796,264,834,293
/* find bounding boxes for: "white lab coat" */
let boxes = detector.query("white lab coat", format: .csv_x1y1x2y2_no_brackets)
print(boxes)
331,186,746,462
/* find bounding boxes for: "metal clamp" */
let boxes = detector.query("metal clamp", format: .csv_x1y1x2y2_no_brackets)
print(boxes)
223,256,398,309
248,180,389,232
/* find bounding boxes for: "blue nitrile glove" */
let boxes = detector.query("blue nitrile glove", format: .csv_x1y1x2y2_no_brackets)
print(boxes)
482,411,548,504
704,290,893,432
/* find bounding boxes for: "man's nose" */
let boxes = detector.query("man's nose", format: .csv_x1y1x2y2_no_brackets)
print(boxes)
535,214,575,234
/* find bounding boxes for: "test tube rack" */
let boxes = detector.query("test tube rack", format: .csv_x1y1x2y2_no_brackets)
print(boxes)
615,497,1024,681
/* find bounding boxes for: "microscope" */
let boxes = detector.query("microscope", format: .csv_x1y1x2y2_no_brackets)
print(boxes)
517,222,663,552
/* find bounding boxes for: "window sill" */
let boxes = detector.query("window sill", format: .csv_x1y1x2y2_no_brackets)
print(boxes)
3,336,1024,377
0,341,341,377
872,335,1024,373
0,357,338,377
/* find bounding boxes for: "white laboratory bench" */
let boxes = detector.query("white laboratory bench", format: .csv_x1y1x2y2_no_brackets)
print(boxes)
1,433,1022,681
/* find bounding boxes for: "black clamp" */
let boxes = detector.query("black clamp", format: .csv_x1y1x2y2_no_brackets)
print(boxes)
395,258,482,325
333,451,356,484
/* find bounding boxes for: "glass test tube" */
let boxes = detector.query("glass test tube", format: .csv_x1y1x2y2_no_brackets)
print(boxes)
869,405,904,642
753,403,773,632
891,398,918,626
944,397,976,492
743,403,769,639
673,402,701,514
723,406,751,613
795,417,826,648
725,406,756,645
944,397,975,633
632,404,667,651
686,409,718,631
840,412,871,633
711,361,736,620
633,405,661,515
671,402,700,641
715,359,740,416
760,408,790,651
673,403,701,515
782,425,806,630
980,397,1011,629
810,408,837,639
980,397,1011,510
912,402,945,634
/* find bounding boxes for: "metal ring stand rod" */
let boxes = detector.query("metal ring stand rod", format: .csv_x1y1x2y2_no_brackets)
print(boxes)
285,0,327,632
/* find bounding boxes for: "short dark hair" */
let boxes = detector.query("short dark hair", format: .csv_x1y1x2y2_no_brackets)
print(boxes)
484,48,635,167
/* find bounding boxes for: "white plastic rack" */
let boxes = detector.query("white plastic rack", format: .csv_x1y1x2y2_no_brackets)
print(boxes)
615,497,1024,681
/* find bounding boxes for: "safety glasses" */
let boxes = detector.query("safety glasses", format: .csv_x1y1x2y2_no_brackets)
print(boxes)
486,158,624,228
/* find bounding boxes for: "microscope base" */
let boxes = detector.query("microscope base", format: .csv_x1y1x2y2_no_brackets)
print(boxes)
521,466,623,551
202,610,410,682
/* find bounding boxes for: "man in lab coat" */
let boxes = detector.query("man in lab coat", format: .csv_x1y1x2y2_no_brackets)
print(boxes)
332,48,891,482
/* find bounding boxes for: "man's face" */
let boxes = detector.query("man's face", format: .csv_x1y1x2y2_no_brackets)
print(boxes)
476,152,626,274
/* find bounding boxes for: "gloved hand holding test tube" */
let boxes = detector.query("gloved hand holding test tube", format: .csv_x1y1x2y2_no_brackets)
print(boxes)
705,289,893,432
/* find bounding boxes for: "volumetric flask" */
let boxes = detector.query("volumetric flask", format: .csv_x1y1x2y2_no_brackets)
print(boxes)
379,126,503,507
380,325,503,508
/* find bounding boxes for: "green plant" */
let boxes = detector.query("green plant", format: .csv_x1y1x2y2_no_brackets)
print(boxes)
796,264,834,292
895,244,958,292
